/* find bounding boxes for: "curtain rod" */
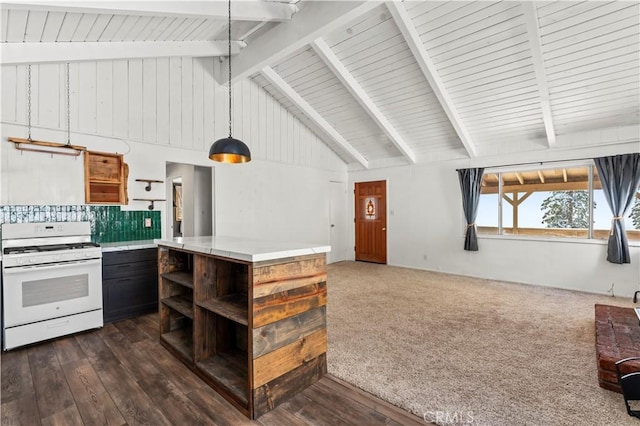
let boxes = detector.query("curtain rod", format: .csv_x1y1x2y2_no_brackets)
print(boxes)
455,156,598,172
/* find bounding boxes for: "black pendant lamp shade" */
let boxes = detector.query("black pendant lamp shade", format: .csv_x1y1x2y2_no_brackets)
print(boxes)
209,0,251,164
209,137,251,163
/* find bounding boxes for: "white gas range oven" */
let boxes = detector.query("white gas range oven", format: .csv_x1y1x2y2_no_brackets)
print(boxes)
1,222,103,350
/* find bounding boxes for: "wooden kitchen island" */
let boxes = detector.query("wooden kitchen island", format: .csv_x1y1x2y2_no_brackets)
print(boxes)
155,236,330,419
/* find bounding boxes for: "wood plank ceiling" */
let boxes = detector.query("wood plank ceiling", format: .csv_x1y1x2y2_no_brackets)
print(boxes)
1,1,638,170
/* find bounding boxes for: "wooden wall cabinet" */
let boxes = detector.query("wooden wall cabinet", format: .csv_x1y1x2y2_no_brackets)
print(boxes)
158,246,327,419
102,248,158,323
85,151,127,204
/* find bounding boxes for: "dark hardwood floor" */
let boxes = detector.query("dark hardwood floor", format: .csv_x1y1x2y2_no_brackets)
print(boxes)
1,314,425,425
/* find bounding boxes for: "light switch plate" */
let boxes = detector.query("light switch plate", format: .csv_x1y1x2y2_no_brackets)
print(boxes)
144,218,152,228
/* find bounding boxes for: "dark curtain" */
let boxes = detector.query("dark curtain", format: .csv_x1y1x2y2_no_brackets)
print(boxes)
458,168,485,251
593,153,640,264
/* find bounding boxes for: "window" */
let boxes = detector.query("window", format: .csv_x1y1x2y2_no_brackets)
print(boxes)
477,164,640,241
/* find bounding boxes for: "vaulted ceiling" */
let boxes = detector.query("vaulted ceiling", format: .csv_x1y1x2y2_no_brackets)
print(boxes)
2,1,639,170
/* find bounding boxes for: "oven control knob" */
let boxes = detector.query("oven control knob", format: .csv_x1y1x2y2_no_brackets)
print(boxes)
29,258,37,263
16,259,25,265
53,256,61,261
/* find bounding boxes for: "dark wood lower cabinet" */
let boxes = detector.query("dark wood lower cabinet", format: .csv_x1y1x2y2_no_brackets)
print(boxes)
102,248,158,324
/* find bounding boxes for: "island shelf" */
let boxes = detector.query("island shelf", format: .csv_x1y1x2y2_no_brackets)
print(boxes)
156,237,329,419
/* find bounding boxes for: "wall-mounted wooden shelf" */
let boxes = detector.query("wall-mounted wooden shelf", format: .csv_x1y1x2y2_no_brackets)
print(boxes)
85,151,127,204
132,198,166,210
135,178,164,191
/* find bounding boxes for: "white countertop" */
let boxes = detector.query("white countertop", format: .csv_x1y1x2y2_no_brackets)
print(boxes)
100,240,157,252
154,235,330,262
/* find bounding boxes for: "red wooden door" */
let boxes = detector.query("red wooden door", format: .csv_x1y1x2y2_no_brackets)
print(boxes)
355,180,387,264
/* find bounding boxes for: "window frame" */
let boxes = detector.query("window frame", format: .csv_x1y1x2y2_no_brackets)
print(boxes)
475,160,639,245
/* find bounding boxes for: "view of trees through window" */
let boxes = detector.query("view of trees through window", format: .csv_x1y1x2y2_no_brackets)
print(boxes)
632,198,640,229
541,190,591,229
476,165,640,240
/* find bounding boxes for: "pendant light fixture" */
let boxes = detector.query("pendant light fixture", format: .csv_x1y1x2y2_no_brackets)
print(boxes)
209,0,251,163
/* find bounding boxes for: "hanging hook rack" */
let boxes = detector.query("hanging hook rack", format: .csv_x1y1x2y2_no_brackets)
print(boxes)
6,137,86,156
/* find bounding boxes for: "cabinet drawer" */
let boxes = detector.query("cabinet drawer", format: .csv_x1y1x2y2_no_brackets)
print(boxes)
87,152,122,181
103,260,157,279
103,248,157,266
4,309,103,350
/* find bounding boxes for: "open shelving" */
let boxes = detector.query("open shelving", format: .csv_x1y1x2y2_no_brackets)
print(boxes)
159,249,194,363
158,247,251,415
162,295,194,319
197,349,248,405
196,294,248,325
161,270,194,289
195,309,249,406
161,326,193,360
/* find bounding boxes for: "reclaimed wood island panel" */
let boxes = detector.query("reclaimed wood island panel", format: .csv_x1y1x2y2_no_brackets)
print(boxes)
155,236,330,419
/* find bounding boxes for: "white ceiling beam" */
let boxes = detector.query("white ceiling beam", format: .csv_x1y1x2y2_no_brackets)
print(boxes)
1,1,297,22
387,2,477,158
261,66,369,169
522,2,557,148
0,40,243,64
311,38,416,164
221,1,382,84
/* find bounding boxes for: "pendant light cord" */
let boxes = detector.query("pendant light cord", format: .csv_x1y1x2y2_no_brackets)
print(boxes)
228,0,232,138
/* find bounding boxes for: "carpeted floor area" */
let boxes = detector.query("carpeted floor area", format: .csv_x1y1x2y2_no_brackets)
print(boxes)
325,261,638,426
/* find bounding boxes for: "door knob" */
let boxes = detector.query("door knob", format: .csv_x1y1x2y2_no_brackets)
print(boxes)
382,227,386,231
331,224,335,228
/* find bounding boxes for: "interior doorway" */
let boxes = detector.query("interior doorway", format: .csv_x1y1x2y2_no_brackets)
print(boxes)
354,180,387,264
166,163,213,238
328,181,347,264
172,177,183,237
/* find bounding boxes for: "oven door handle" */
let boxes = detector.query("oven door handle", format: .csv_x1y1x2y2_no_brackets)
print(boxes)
2,259,101,274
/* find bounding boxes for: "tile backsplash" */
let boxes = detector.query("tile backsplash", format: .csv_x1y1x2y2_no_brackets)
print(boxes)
0,205,161,243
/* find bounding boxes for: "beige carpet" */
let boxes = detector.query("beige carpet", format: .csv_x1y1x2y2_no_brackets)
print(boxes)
326,261,638,426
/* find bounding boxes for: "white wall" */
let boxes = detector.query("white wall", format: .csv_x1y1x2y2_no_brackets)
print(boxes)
1,58,347,247
215,160,343,245
348,138,640,297
1,59,345,171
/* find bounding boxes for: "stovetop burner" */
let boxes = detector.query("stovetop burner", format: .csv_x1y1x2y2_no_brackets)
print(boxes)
3,242,101,255
3,246,40,255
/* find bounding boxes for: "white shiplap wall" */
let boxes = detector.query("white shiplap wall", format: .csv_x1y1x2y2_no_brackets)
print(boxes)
1,58,347,172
